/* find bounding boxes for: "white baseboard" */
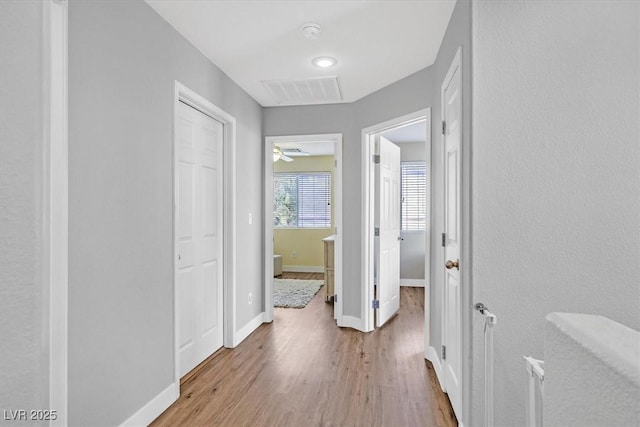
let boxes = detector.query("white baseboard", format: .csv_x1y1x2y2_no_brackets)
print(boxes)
338,315,365,332
400,279,426,287
232,312,265,347
282,265,324,273
426,346,446,392
119,382,178,427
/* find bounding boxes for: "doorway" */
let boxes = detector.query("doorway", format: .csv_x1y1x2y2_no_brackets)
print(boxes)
264,134,343,324
173,82,236,383
361,108,431,334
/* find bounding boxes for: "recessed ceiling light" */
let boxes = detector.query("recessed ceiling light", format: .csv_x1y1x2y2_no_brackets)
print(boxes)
312,56,337,68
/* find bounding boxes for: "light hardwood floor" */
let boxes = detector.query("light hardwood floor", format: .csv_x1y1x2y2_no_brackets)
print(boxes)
152,284,457,427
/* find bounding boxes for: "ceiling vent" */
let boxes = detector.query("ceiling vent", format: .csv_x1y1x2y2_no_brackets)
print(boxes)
262,76,342,106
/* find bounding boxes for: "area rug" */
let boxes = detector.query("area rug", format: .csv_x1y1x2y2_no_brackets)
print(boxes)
274,279,324,308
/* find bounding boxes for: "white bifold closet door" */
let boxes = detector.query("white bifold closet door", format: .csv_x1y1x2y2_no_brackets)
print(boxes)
176,100,224,377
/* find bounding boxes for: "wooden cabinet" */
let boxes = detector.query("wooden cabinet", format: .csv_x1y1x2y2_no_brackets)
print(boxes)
323,235,335,302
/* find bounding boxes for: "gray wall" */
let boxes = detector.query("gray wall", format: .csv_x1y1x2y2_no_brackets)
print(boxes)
0,1,50,418
263,104,360,313
471,1,640,425
399,141,426,163
264,69,434,318
399,142,426,281
68,1,263,425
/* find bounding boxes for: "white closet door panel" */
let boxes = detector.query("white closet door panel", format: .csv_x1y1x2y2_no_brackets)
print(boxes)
176,101,224,377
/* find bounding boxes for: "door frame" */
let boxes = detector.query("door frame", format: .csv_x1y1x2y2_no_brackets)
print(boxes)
173,81,237,387
44,0,69,424
361,108,431,333
264,133,343,325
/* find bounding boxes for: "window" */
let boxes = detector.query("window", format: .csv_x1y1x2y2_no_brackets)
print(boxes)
401,161,426,231
274,172,331,228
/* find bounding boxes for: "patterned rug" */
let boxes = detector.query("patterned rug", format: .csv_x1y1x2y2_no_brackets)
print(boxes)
274,279,324,308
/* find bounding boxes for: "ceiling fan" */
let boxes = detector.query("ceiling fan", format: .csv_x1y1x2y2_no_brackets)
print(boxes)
273,147,293,162
273,146,311,162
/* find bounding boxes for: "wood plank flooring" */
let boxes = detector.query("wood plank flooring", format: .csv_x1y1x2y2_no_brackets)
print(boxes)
152,285,457,427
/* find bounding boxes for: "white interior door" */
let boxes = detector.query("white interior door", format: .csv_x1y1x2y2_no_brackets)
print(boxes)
376,136,401,327
442,55,463,419
176,100,224,377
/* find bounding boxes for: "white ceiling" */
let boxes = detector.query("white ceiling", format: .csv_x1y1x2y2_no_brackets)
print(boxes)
382,120,427,144
146,0,457,107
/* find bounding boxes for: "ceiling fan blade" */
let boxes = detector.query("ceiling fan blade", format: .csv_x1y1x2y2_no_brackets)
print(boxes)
280,155,294,162
282,151,310,157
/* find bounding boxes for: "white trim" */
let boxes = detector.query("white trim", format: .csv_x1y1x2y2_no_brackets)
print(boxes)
222,103,237,352
282,265,324,273
232,312,266,347
118,383,179,427
361,131,374,332
400,279,425,287
173,82,237,389
264,140,274,322
361,109,432,333
424,281,431,359
426,346,446,392
265,133,343,325
43,1,68,425
333,138,343,324
423,113,433,359
338,315,364,331
442,47,463,93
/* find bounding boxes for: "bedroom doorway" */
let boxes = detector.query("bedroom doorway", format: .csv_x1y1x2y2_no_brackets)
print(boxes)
361,109,431,336
264,134,343,324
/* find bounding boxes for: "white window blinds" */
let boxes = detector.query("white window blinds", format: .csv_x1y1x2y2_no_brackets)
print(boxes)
274,172,331,228
401,161,426,231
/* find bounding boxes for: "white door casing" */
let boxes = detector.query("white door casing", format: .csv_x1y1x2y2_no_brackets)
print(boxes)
264,134,343,325
176,100,224,377
45,0,69,424
442,49,463,420
375,136,401,327
361,109,430,333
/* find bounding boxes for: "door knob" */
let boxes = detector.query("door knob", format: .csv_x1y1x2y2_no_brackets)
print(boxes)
445,259,459,270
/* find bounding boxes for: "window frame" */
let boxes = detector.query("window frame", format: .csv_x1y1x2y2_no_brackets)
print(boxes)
273,171,332,229
400,160,427,232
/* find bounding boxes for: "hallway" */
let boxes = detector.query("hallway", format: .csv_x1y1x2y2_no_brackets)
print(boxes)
152,287,456,426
